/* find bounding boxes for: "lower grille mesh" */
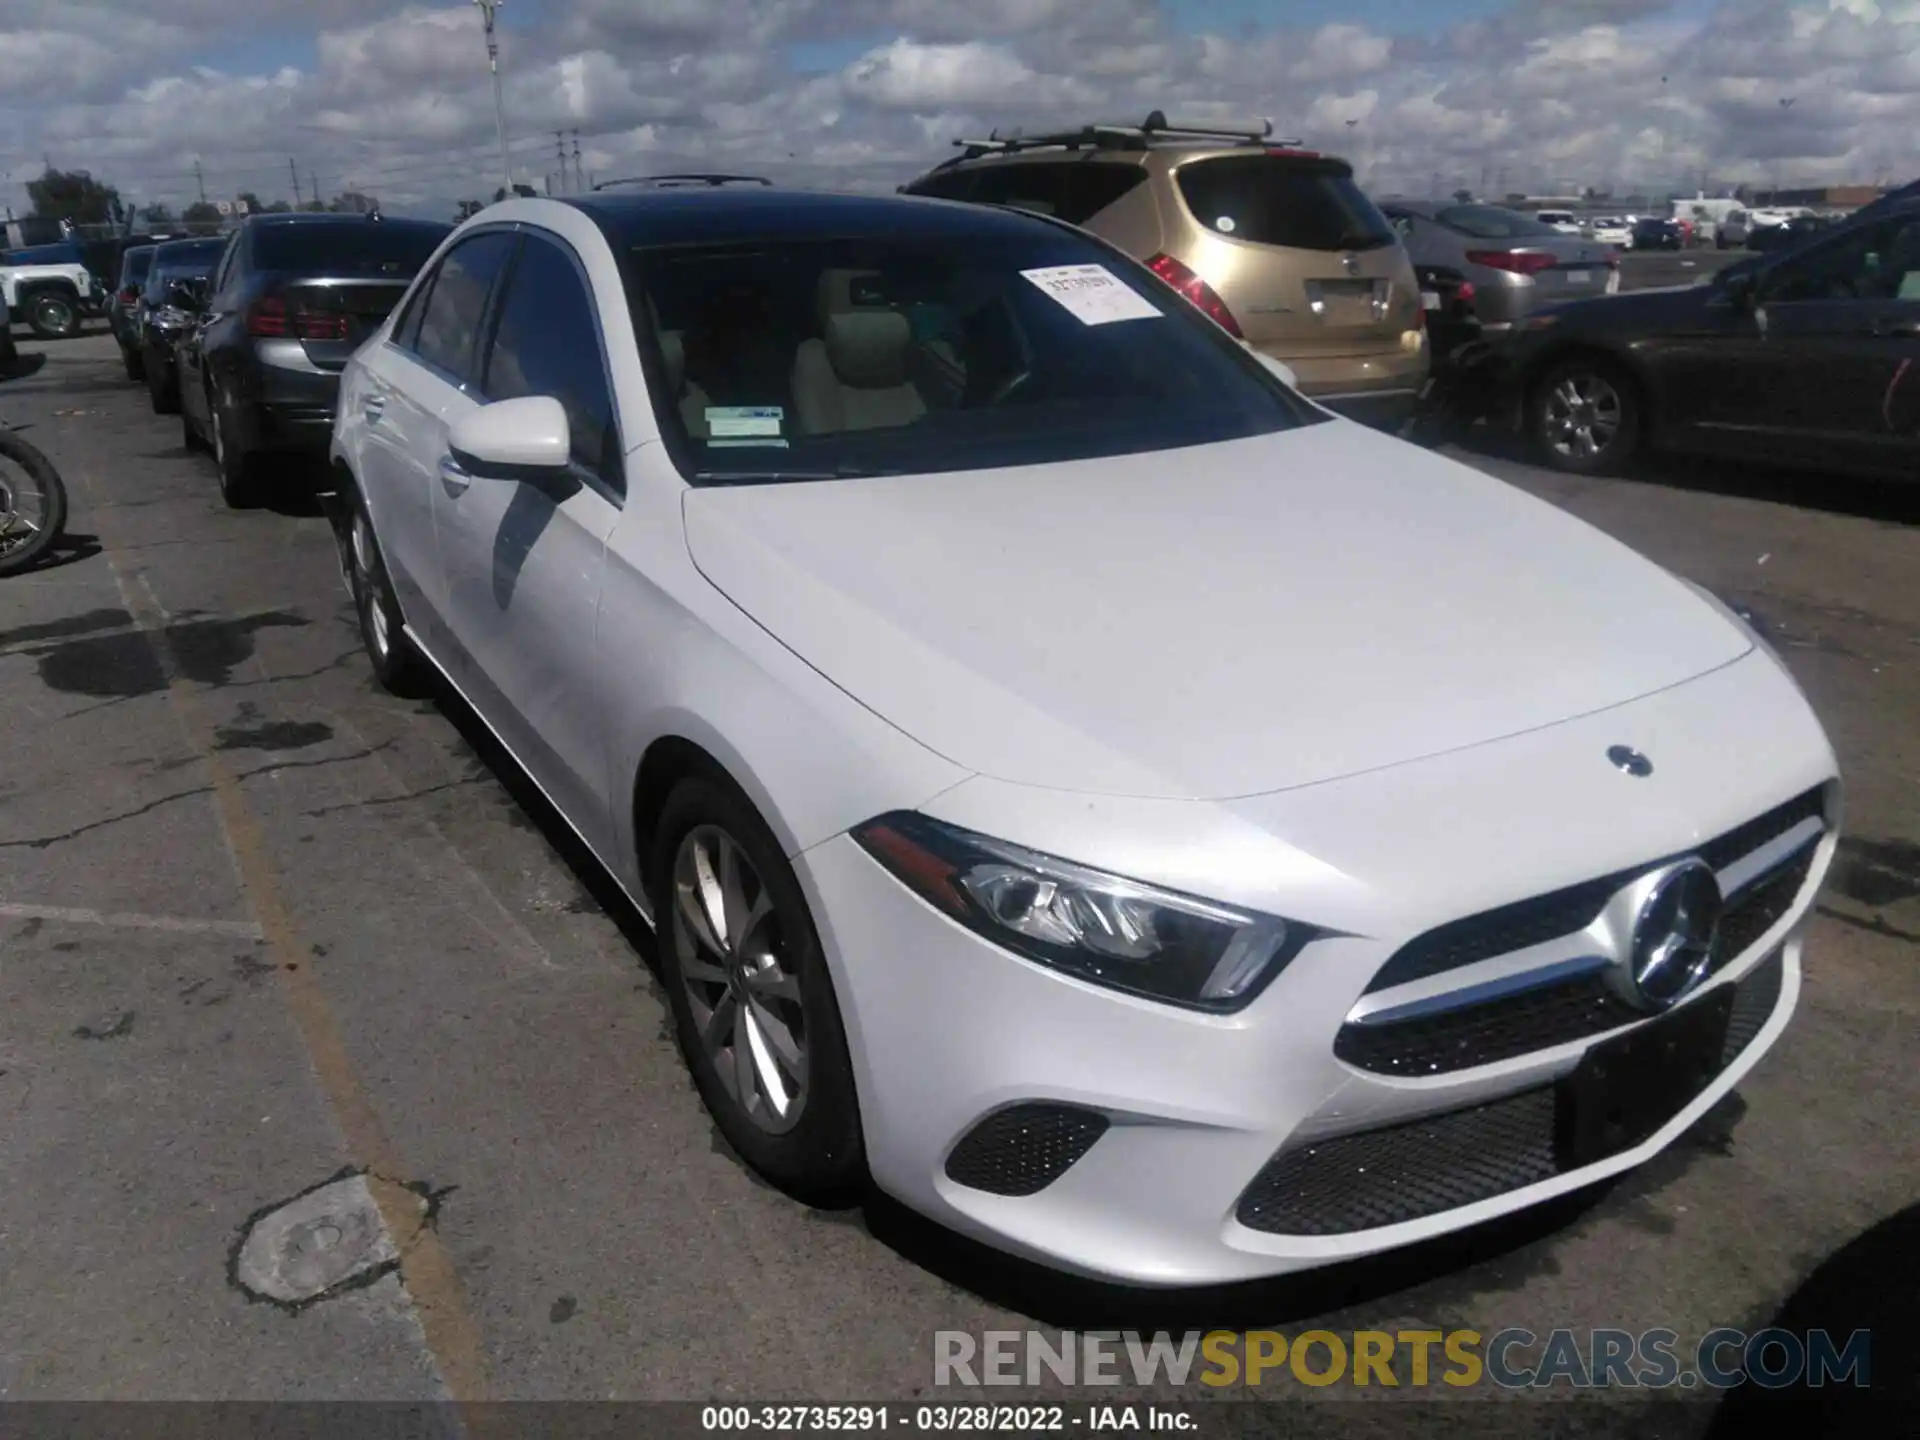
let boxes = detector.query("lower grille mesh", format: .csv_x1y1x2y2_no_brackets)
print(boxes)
945,1104,1109,1197
1241,951,1786,1237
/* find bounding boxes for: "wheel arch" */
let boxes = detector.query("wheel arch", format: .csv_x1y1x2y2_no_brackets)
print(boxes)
1524,339,1657,429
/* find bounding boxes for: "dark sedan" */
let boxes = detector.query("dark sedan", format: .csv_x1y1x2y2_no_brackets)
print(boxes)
1748,214,1836,254
136,237,230,413
1497,198,1920,479
110,244,157,379
179,212,450,506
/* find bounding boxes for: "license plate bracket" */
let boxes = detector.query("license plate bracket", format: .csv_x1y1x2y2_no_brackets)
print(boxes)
1554,986,1734,1170
1566,269,1592,284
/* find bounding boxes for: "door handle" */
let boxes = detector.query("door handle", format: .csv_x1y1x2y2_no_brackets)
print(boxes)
438,453,471,495
362,394,386,423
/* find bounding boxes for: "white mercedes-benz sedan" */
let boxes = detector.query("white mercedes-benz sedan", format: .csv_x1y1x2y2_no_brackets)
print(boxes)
327,186,1839,1287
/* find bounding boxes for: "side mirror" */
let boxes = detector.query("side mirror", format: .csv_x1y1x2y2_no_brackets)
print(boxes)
1246,347,1299,389
447,395,573,481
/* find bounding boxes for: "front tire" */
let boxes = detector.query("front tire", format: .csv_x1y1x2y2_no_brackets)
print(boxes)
1529,356,1642,477
343,491,433,698
25,291,80,340
0,430,69,577
650,777,865,1206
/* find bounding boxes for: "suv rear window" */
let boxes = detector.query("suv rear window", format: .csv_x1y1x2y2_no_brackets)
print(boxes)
122,250,156,283
252,221,449,276
1174,155,1395,252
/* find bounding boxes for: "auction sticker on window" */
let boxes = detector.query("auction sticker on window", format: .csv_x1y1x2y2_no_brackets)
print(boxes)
1020,264,1163,326
706,405,784,439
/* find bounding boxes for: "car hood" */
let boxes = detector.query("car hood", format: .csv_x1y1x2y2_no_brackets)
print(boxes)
681,423,1752,801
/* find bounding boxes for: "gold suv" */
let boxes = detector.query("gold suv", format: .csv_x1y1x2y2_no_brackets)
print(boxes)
901,112,1429,428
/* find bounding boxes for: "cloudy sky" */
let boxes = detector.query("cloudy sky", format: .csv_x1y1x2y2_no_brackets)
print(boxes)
4,0,1917,221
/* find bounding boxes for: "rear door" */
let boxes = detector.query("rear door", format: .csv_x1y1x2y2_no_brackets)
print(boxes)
1166,153,1413,362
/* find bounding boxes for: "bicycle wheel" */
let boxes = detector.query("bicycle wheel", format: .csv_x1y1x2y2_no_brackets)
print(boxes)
0,429,69,576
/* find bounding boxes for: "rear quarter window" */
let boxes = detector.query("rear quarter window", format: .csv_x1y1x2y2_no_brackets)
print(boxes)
1174,155,1396,252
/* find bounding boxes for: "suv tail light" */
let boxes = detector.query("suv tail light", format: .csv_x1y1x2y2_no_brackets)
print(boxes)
1467,250,1559,277
247,296,290,337
117,285,140,305
1146,253,1242,337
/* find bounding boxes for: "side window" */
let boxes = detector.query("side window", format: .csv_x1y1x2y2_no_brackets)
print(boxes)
907,170,977,202
970,163,1075,217
211,234,239,297
412,232,516,385
1060,164,1148,226
1768,218,1920,304
390,267,438,353
481,235,619,485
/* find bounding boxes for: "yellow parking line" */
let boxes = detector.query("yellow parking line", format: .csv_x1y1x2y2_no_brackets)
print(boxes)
73,463,493,1405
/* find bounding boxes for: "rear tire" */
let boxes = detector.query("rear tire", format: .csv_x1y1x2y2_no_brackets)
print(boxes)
210,388,257,508
1529,356,1642,477
344,488,433,698
649,776,866,1207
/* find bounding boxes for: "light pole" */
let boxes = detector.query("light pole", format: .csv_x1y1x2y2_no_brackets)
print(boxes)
473,0,513,196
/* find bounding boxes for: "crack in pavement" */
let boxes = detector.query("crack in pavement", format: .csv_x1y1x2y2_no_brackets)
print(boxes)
301,775,489,818
0,784,217,851
1818,904,1920,948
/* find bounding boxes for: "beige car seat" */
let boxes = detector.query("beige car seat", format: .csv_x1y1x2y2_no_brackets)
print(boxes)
791,270,929,435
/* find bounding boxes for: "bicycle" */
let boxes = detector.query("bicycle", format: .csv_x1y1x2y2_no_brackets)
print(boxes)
0,420,69,577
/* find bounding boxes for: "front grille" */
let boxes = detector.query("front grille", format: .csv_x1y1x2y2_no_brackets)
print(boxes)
944,1103,1109,1197
1363,787,1824,997
1241,952,1786,1236
1340,805,1822,1079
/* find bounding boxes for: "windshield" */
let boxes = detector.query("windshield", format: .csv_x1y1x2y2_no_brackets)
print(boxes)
1435,205,1564,240
143,242,226,296
630,233,1324,484
1173,155,1396,251
122,250,156,283
252,221,449,276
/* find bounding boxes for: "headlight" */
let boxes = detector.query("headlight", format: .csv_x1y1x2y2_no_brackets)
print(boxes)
852,812,1314,1012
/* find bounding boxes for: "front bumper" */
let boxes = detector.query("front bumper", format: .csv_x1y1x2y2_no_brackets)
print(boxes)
796,648,1836,1286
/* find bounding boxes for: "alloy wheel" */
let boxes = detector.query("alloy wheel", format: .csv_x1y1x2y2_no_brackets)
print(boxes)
0,471,43,562
670,824,810,1135
1542,370,1623,461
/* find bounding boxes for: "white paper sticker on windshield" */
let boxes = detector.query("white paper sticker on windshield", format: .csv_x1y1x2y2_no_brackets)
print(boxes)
706,406,784,438
1020,264,1162,326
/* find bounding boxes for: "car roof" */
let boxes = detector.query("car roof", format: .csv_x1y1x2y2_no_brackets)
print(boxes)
152,237,227,258
241,212,449,233
564,187,1068,249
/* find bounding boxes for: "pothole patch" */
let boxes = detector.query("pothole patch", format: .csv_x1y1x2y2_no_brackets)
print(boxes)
230,1168,436,1311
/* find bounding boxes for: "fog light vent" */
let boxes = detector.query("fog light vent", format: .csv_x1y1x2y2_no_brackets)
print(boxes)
944,1103,1109,1197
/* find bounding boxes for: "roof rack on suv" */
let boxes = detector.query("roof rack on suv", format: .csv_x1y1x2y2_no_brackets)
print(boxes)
939,111,1293,166
592,173,775,191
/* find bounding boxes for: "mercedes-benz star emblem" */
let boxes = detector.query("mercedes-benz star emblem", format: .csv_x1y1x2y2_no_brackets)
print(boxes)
1623,860,1722,1011
1608,744,1653,777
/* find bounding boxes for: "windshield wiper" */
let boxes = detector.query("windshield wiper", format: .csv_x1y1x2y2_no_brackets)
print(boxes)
692,465,903,485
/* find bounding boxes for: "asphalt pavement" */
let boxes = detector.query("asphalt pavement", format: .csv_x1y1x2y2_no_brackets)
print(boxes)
1,264,1915,1428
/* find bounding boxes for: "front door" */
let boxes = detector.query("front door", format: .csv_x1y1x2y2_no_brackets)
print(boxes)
427,231,626,857
375,229,518,656
1746,213,1920,476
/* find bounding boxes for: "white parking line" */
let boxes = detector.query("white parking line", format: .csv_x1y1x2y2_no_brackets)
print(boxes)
0,901,265,939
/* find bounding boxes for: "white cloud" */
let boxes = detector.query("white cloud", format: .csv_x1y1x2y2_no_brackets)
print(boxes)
4,0,1917,219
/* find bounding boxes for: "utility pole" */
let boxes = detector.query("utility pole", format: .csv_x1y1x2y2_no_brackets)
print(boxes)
572,129,584,193
289,157,301,209
309,169,322,210
194,158,208,204
474,0,513,195
555,130,569,194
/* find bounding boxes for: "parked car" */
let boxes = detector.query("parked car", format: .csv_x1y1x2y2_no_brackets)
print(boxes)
1747,214,1835,254
1500,197,1920,479
134,237,229,414
0,290,14,373
1630,217,1685,252
899,112,1428,429
328,184,1838,1287
1383,202,1619,331
1533,209,1582,235
110,244,158,379
179,212,450,504
0,248,96,339
1587,217,1633,246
